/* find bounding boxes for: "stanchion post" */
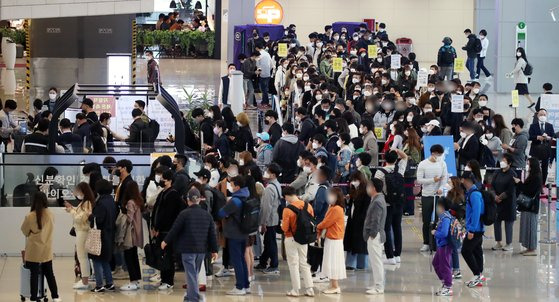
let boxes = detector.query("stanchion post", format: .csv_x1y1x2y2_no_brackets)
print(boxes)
132,20,137,85
539,183,556,244
24,19,31,111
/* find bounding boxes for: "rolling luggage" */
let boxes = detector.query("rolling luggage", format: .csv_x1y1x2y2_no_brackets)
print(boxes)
20,264,47,301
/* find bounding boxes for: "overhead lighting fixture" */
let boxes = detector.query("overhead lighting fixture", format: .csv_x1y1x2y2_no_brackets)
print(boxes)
551,5,559,22
195,1,203,10
170,0,177,9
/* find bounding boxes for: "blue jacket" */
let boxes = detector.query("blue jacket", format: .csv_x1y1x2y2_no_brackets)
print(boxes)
218,187,250,239
465,185,484,233
314,184,329,223
435,211,452,247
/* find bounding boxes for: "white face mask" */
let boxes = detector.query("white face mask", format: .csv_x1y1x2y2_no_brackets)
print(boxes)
263,171,271,179
336,140,342,147
75,193,84,200
423,108,432,113
500,161,508,168
352,78,359,84
49,93,57,100
478,101,487,107
460,131,467,138
351,181,360,187
404,70,411,76
327,195,337,205
296,73,303,79
407,98,417,105
297,159,303,167
312,142,319,149
464,166,472,172
428,70,435,75
303,166,312,173
350,50,357,55
363,91,372,97
237,122,243,127
227,182,233,193
315,94,323,101
538,115,547,123
427,87,435,92
154,175,162,183
472,88,480,94
381,79,388,85
474,117,483,122
317,163,324,168
239,159,245,166
355,159,362,167
516,52,522,57
353,36,359,41
303,76,310,81
485,133,493,139
359,127,366,134
304,86,311,92
228,169,239,177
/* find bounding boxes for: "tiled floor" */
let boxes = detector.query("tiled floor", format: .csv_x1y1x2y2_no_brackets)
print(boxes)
0,211,557,302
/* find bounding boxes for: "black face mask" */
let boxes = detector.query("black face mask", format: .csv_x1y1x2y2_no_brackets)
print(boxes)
172,164,178,171
264,119,270,125
159,180,167,187
115,169,121,177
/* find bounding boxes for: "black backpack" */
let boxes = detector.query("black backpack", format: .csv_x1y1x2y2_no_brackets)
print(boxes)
523,62,533,76
440,47,455,65
238,197,261,234
379,166,405,206
148,119,160,142
287,202,317,245
479,189,497,226
474,38,483,53
206,187,227,221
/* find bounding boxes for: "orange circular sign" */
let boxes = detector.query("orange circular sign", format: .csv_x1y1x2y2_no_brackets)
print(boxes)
254,0,284,24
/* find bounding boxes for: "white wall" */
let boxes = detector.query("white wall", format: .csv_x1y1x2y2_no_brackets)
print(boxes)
1,0,156,19
272,0,474,65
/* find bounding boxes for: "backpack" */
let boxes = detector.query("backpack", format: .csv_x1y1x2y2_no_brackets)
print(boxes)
287,202,317,245
446,213,464,249
316,147,338,174
474,38,483,53
479,189,497,226
522,62,533,76
440,47,455,65
379,165,405,206
206,187,226,221
148,119,160,142
238,197,261,234
270,183,286,234
479,144,496,168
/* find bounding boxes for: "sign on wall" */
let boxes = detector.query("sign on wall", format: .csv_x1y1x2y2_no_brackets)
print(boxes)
423,135,457,177
254,0,283,24
541,94,559,130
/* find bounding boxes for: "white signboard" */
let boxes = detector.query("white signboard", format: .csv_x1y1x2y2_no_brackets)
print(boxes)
390,54,401,69
147,100,174,140
416,69,428,88
451,94,464,113
541,94,559,130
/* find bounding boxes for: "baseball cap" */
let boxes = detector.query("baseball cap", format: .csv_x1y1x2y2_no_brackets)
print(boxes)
194,168,211,180
186,187,201,202
426,119,440,127
256,132,270,141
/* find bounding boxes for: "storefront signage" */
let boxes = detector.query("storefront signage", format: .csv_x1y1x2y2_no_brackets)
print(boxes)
254,0,283,24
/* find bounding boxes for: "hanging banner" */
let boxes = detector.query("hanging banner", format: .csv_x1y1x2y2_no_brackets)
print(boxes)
454,57,465,73
423,135,458,177
332,57,343,72
451,94,464,113
277,43,288,57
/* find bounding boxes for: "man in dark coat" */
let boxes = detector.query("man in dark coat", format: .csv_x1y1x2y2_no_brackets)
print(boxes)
528,109,555,183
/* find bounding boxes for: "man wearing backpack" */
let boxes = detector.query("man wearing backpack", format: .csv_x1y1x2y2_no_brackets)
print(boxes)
172,154,191,197
437,37,457,81
281,186,315,297
374,149,408,265
256,163,282,275
217,176,251,295
462,29,481,81
460,172,486,288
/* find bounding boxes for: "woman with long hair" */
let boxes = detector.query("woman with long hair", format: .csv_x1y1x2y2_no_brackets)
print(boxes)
65,182,95,289
403,127,421,216
21,192,61,301
507,47,534,107
344,171,370,271
120,182,145,291
515,157,542,256
239,150,263,183
317,188,347,294
492,114,513,146
442,176,466,279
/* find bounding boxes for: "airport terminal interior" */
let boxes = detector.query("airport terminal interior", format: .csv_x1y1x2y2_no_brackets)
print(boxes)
0,0,558,301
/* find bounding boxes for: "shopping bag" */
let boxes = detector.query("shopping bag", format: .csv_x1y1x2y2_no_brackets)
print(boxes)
85,218,102,256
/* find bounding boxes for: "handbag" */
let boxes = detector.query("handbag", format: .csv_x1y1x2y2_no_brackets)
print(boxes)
85,217,102,256
69,227,76,237
517,193,536,211
144,237,163,270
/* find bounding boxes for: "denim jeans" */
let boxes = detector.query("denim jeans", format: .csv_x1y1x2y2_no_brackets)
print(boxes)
92,259,113,286
345,252,369,270
476,55,491,77
228,238,249,290
259,226,278,268
466,57,476,80
451,246,460,270
243,79,255,106
181,253,205,302
259,77,270,105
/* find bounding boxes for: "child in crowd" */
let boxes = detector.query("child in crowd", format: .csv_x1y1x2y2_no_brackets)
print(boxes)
432,198,454,296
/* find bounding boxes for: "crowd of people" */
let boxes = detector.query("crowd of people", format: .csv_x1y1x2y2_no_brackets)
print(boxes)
13,21,554,301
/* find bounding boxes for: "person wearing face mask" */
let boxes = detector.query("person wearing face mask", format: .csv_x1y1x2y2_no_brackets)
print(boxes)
203,155,221,188
344,171,371,273
255,132,273,167
255,43,274,106
241,51,260,109
454,122,480,172
373,99,395,140
506,47,534,108
319,54,334,80
482,126,503,165
211,120,231,160
172,154,191,197
316,187,346,294
151,170,186,290
191,108,214,147
490,153,517,252
528,109,555,183
359,120,379,168
514,157,542,256
437,37,456,81
475,30,492,79
502,118,528,170
299,155,320,203
461,29,479,81
469,109,486,137
114,159,135,211
416,144,448,252
43,87,59,112
218,64,236,107
336,133,353,179
64,182,95,290
275,58,288,94
229,112,255,156
273,123,306,183
145,50,161,84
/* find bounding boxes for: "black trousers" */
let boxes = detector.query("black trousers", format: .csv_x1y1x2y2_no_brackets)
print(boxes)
421,196,437,245
123,246,142,282
26,260,59,300
541,158,549,185
461,232,484,276
384,204,403,258
259,226,279,268
157,236,175,285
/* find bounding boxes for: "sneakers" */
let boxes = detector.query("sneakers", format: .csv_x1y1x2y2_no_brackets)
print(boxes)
452,270,462,279
346,266,356,272
158,283,173,290
383,258,397,265
227,288,247,295
90,286,105,293
103,284,115,292
366,288,384,295
120,282,139,291
491,242,503,250
72,280,90,290
286,289,300,297
436,287,453,296
253,264,267,270
52,298,62,302
149,273,161,283
502,244,513,251
304,288,315,297
323,287,341,294
419,244,430,252
466,275,484,288
263,267,280,275
245,287,252,294
215,268,235,277
395,256,401,263
523,250,537,256
312,275,329,283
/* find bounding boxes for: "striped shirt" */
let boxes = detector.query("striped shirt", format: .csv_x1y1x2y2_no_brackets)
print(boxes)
416,158,448,196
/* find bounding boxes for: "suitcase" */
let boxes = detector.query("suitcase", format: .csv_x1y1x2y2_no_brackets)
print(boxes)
20,264,47,301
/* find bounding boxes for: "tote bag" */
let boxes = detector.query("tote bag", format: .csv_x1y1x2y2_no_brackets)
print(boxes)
85,217,102,256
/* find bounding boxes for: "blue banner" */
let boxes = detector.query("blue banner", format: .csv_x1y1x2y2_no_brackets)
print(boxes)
423,135,458,177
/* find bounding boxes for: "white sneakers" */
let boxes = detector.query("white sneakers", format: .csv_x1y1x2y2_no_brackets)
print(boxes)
227,288,246,295
158,283,173,290
52,298,63,302
215,268,235,277
120,282,139,291
383,258,397,265
287,288,315,297
502,244,513,251
72,280,90,290
149,273,161,283
395,256,401,263
366,288,384,295
419,244,430,252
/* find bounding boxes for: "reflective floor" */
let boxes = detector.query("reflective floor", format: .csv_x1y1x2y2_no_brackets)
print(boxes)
0,211,557,302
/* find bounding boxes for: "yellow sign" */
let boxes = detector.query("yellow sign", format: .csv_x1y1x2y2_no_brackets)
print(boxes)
511,90,519,108
454,57,465,73
374,127,384,140
367,45,378,59
150,152,176,164
277,43,287,57
332,57,343,72
254,0,284,24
